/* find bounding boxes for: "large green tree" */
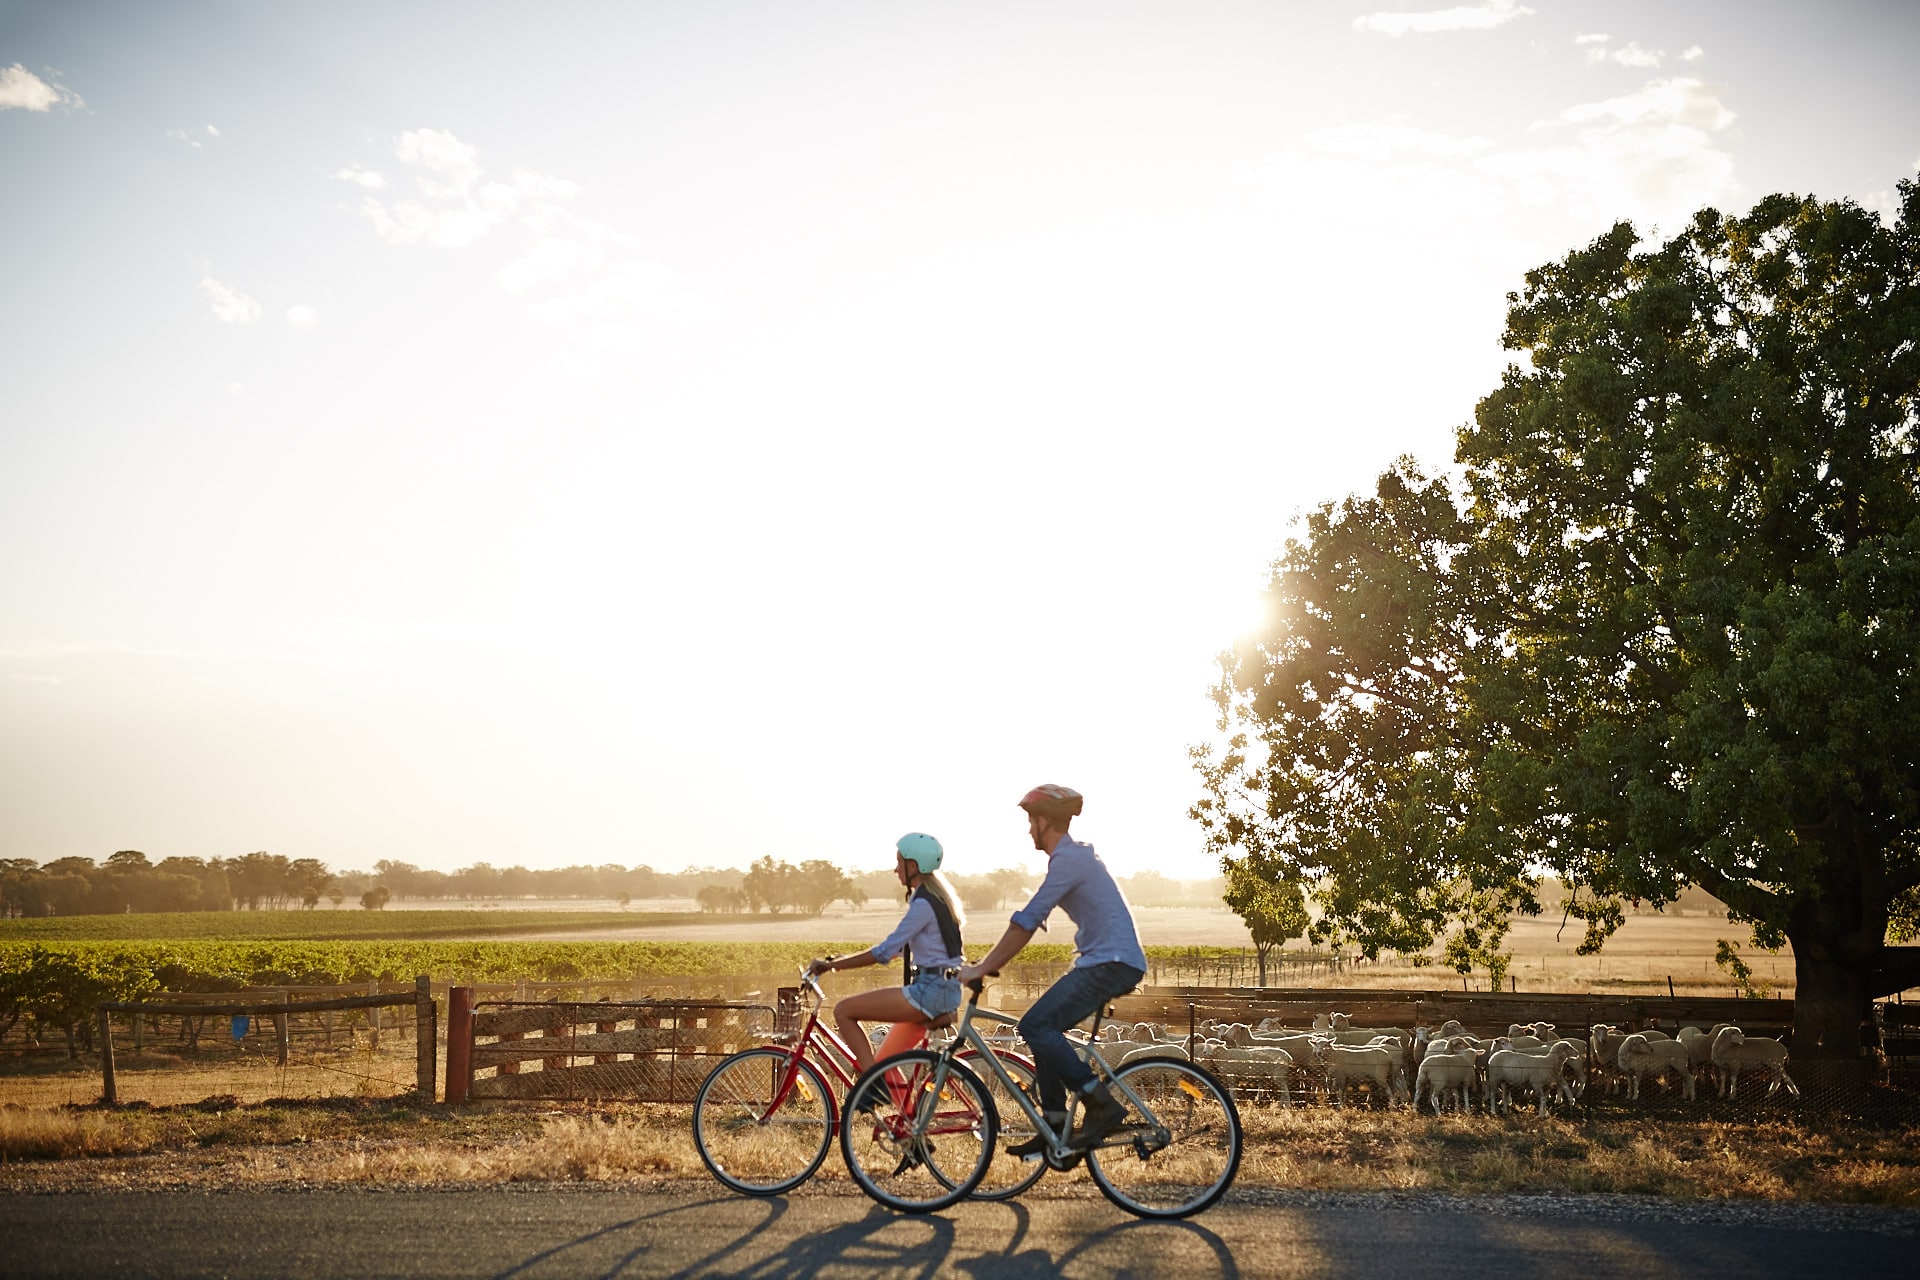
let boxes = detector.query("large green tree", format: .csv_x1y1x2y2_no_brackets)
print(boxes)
1195,182,1919,1060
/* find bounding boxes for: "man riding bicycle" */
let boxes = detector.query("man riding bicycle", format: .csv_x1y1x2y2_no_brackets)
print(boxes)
960,784,1147,1155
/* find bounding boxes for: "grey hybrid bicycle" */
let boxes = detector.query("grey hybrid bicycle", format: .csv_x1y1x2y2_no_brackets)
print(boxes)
838,974,1242,1217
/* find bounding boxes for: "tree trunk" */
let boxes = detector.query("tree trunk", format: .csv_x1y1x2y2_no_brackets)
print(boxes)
1785,827,1890,1062
1789,935,1876,1061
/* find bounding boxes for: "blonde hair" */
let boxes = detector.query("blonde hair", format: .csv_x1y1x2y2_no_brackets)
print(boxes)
911,868,967,933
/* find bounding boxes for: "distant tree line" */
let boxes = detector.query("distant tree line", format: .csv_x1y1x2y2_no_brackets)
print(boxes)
0,849,1235,921
0,852,749,918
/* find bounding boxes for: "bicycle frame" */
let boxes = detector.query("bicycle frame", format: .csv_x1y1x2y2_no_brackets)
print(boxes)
764,975,865,1122
906,984,1172,1166
763,972,954,1128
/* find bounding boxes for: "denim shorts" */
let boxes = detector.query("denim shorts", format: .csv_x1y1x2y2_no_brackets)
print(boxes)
902,969,962,1019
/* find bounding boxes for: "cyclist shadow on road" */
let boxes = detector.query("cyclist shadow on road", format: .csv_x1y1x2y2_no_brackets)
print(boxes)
488,1194,1242,1280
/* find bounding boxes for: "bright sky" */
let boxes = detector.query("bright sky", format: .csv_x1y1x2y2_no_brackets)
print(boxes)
3,1,1916,882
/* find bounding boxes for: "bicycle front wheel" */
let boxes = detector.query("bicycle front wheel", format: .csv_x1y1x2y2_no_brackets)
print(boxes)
693,1047,834,1195
1087,1055,1242,1218
840,1050,996,1213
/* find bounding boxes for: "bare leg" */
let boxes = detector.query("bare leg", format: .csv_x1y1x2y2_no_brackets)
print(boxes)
833,987,926,1074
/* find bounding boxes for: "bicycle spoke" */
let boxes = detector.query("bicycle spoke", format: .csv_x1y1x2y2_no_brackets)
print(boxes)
693,1048,834,1196
958,1049,1047,1200
839,1051,995,1213
1087,1056,1242,1218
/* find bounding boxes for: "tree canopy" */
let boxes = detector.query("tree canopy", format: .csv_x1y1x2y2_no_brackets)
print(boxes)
1195,182,1919,1058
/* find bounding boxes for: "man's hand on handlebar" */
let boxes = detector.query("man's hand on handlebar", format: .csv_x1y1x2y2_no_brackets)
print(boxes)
958,962,1000,991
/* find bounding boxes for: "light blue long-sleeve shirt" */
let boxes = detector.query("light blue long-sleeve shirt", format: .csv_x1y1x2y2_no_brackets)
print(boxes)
870,895,964,969
1009,834,1147,971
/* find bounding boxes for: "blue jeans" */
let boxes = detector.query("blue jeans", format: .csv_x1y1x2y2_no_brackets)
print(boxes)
1017,961,1145,1114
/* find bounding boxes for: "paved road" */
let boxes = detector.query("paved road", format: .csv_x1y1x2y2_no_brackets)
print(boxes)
1,1186,1913,1279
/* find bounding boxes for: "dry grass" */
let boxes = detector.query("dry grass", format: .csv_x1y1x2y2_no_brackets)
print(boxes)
1230,1108,1920,1204
4,1097,1917,1206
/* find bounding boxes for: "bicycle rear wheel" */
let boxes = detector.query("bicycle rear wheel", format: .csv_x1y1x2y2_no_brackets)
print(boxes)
840,1050,995,1213
957,1048,1047,1200
693,1048,834,1195
1087,1055,1241,1218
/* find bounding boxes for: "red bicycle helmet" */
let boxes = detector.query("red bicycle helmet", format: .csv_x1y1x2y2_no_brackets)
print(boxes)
1017,784,1083,821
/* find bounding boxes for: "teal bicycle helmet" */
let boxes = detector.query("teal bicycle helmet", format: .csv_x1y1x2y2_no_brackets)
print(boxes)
895,832,944,873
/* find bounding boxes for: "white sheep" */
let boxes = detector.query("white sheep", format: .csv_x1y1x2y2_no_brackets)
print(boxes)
1709,1026,1799,1100
1616,1032,1695,1101
1484,1041,1580,1115
1675,1024,1728,1089
1198,1043,1293,1105
1589,1024,1633,1095
1313,1039,1405,1108
1413,1044,1478,1114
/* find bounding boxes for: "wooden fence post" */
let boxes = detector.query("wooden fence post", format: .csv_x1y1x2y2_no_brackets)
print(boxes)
275,990,290,1066
98,1008,116,1106
445,987,473,1105
415,976,437,1102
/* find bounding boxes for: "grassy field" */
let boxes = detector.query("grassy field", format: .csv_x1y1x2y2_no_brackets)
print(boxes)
0,899,1798,996
2,1095,1916,1205
0,907,762,943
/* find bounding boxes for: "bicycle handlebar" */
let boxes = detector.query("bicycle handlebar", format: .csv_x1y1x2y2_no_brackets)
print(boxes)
964,970,1001,996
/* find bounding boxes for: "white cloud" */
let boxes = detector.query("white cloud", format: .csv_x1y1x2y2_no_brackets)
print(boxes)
356,193,502,248
334,165,387,190
10,673,64,685
1354,0,1533,37
349,131,551,249
1554,77,1735,133
395,127,481,193
286,304,317,328
206,124,220,137
166,128,203,149
1681,46,1705,62
1587,41,1665,69
228,382,244,395
340,129,710,369
1575,33,1609,46
0,63,82,111
1248,69,1741,274
199,275,261,325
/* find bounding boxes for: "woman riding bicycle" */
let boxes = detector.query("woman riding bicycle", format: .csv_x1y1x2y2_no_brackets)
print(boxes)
805,832,967,1074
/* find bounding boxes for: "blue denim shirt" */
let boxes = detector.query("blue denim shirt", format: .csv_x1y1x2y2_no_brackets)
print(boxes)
1009,834,1147,971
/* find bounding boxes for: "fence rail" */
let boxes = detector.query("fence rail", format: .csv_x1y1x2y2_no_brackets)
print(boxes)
450,995,771,1104
14,975,1908,1118
90,977,436,1106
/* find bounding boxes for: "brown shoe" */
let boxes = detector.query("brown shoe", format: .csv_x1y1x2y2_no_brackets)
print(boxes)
1067,1088,1126,1150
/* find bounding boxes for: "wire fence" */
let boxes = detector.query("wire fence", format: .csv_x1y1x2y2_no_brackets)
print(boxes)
4,985,429,1108
1,975,1916,1122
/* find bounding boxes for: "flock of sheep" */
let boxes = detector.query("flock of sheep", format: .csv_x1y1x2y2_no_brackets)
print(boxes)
1062,1012,1801,1114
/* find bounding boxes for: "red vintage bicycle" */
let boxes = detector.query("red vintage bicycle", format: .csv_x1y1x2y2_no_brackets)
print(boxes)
691,969,1044,1198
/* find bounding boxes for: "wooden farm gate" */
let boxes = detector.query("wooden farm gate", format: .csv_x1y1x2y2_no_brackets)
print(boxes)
447,993,772,1104
96,976,437,1105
